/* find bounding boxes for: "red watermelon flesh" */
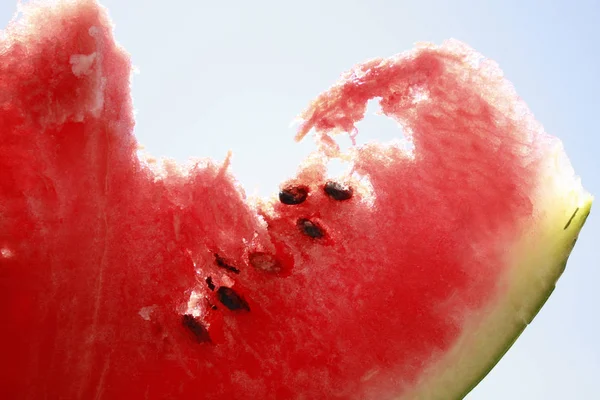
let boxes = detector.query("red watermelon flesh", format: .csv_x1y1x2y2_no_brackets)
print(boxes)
0,1,592,399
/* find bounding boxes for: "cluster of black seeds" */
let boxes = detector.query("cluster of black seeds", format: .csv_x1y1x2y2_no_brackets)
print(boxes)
202,255,249,311
184,181,354,343
184,254,252,343
279,181,354,239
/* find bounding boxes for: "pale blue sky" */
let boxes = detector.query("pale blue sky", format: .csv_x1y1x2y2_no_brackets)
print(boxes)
2,1,598,398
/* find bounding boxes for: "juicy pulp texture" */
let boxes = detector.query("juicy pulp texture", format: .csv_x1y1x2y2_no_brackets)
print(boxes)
0,1,592,400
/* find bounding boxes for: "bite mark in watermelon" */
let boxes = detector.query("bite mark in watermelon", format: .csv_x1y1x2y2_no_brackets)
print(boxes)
0,1,593,399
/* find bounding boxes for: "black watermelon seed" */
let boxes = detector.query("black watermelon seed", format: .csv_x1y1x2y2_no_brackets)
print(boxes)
324,181,353,201
182,314,211,343
217,287,250,311
205,276,215,291
297,218,325,239
215,254,240,274
279,185,309,205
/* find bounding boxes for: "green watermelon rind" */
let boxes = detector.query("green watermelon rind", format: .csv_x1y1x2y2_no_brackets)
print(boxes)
407,196,592,400
456,209,591,400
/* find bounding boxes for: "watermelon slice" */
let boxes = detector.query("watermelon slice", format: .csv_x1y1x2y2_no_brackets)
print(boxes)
0,1,593,399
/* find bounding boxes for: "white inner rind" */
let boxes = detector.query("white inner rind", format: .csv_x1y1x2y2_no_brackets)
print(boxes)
400,139,593,400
